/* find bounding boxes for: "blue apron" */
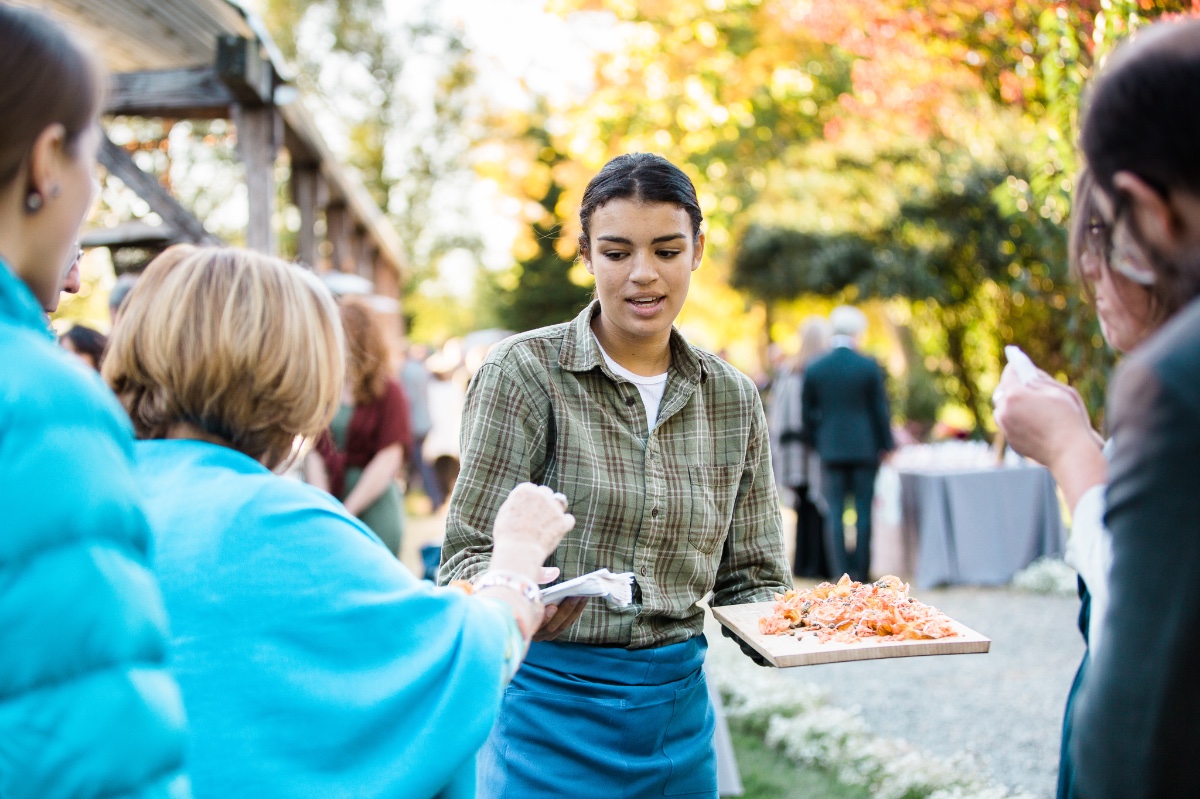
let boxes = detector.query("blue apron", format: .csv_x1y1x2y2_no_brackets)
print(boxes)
477,636,717,799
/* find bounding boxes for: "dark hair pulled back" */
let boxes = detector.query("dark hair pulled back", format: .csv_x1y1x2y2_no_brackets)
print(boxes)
1080,24,1200,199
1080,20,1200,315
578,153,703,256
0,6,104,191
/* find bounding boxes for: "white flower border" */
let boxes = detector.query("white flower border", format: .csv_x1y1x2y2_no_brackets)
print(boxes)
707,637,1038,799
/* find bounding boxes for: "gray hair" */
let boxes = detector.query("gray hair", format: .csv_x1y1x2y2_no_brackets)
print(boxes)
830,305,867,337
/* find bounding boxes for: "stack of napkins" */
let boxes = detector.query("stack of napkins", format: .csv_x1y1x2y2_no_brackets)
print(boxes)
541,569,636,607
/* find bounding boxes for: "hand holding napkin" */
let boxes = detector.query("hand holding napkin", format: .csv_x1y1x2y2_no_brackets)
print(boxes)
540,568,635,607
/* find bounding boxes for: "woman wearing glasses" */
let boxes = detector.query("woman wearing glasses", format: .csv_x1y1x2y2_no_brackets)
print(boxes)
993,166,1162,799
0,7,188,795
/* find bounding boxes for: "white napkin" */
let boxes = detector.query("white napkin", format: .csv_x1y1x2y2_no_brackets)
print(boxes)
1004,345,1039,384
541,568,636,607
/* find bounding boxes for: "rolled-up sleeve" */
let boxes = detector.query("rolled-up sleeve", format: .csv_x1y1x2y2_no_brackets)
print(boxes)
438,363,549,585
711,392,792,607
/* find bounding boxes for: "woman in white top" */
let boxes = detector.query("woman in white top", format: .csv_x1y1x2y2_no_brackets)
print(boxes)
769,316,833,577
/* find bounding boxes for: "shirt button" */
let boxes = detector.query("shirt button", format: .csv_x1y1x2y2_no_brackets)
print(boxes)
651,507,659,518
626,397,636,406
640,566,648,575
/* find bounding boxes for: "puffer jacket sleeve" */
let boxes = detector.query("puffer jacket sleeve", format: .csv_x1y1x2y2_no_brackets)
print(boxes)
0,339,189,799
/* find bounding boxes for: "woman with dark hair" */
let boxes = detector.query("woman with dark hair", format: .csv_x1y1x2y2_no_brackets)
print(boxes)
0,6,188,796
1062,20,1200,798
307,296,412,555
996,19,1200,797
61,323,108,371
441,152,791,798
994,166,1160,799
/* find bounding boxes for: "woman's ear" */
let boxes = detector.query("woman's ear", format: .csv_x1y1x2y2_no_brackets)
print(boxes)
1113,171,1182,257
581,246,595,277
691,231,706,272
26,123,68,207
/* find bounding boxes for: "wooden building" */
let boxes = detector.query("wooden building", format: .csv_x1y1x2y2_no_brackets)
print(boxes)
27,0,407,322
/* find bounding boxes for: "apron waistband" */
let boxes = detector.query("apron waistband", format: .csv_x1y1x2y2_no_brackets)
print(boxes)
523,635,706,687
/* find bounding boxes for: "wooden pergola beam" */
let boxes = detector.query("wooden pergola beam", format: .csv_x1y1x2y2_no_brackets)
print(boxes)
97,135,221,246
107,66,235,119
216,35,274,106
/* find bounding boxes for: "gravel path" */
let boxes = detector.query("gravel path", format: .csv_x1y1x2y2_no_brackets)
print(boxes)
780,585,1085,798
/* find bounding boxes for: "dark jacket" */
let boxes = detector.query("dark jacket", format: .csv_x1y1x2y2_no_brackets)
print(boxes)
800,346,894,464
1071,296,1200,799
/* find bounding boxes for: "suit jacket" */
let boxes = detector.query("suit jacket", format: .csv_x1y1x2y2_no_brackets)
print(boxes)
1071,296,1200,799
800,346,894,464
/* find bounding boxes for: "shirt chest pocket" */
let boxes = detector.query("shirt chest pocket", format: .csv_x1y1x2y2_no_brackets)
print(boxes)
685,463,743,553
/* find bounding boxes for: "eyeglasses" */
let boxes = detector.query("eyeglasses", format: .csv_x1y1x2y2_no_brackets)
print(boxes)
63,245,83,279
1085,196,1157,287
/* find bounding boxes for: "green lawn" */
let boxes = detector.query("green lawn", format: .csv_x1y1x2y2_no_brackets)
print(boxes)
730,726,871,799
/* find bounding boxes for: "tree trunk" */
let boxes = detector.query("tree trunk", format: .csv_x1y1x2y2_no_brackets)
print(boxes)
943,317,989,437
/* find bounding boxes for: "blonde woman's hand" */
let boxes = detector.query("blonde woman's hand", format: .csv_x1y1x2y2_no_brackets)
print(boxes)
490,483,575,581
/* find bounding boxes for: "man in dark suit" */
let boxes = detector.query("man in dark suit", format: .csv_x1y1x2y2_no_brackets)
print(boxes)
1066,19,1200,799
801,306,894,582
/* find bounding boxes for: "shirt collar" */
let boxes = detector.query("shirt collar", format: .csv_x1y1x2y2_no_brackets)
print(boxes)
558,299,705,384
831,334,857,349
0,258,53,341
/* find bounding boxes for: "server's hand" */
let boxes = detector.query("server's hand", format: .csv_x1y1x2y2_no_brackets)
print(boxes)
720,623,772,667
533,595,589,642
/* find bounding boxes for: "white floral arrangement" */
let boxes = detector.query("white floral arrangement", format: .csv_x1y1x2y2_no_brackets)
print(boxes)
707,637,1037,799
1011,557,1078,596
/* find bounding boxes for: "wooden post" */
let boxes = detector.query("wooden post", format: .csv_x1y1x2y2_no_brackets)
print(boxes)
351,229,374,279
234,104,279,254
291,165,320,268
326,203,350,272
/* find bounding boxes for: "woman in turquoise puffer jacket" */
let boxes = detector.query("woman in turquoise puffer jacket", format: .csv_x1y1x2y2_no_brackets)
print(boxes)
0,7,189,798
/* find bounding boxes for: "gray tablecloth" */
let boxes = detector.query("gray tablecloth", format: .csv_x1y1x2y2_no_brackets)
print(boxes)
897,466,1065,589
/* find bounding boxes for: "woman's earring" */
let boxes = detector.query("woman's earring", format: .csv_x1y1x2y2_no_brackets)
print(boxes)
24,190,43,213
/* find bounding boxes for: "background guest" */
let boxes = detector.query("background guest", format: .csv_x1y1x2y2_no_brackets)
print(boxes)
0,6,188,796
398,343,444,508
423,351,466,506
801,305,895,583
104,245,576,799
770,315,833,578
108,271,138,324
308,296,412,556
60,322,107,371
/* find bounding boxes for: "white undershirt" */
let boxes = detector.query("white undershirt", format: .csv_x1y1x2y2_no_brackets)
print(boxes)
593,334,669,433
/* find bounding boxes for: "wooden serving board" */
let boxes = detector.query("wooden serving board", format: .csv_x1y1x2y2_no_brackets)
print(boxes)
712,601,990,668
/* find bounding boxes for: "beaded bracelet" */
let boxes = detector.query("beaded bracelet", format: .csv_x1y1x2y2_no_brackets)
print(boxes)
473,570,543,638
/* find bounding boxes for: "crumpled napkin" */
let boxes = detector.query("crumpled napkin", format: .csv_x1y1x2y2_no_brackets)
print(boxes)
541,568,636,607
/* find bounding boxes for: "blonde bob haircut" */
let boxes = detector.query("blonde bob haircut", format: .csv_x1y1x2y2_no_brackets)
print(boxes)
103,245,344,469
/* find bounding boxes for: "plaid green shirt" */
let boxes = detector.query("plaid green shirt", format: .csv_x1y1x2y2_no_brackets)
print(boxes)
439,301,791,648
